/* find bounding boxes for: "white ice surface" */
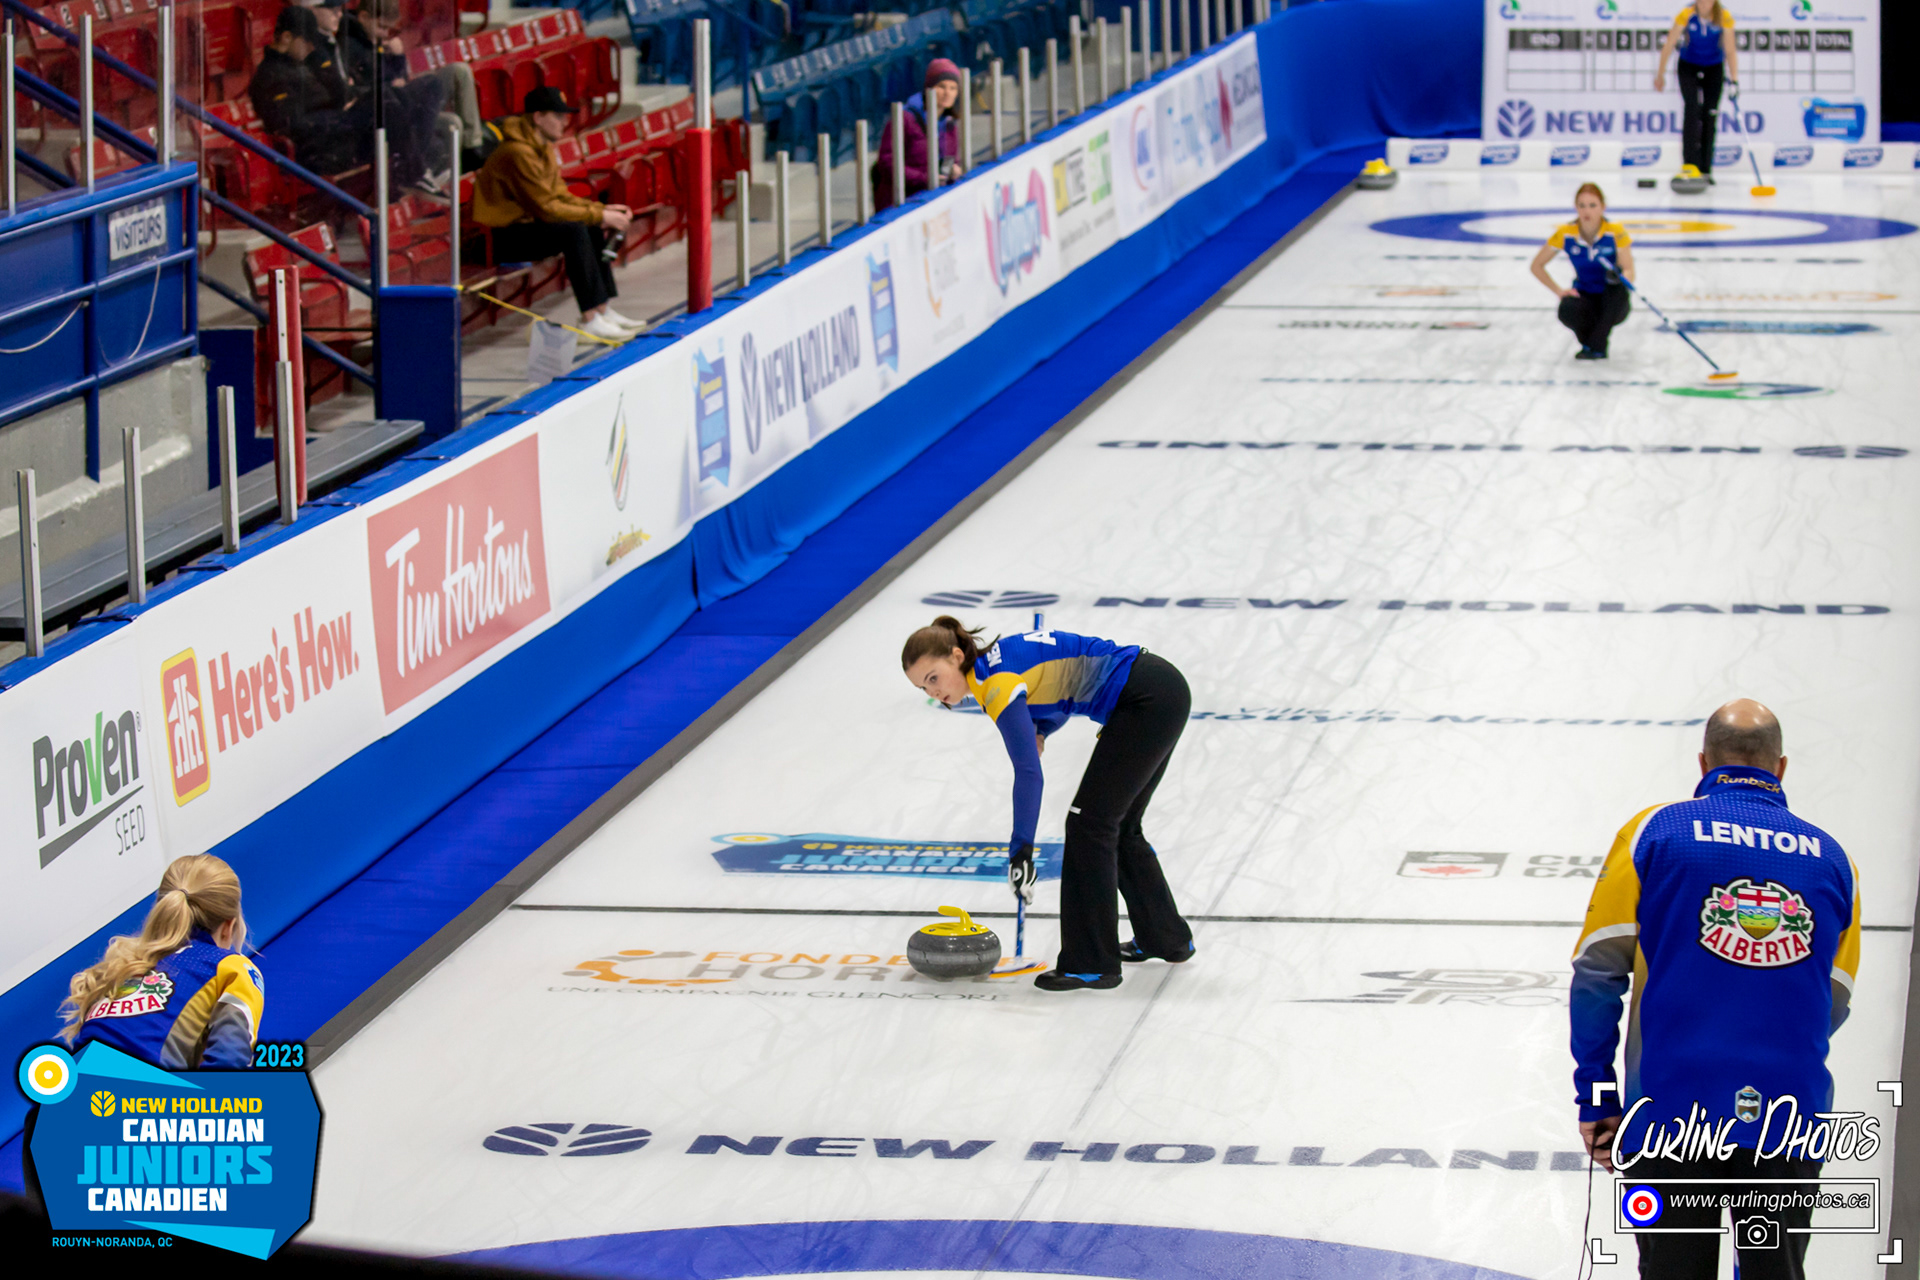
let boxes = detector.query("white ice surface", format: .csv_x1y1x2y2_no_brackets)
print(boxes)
305,170,1920,1279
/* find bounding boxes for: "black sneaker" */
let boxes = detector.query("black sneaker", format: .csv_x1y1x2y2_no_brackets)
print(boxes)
1119,939,1197,964
1574,346,1601,360
1035,969,1122,991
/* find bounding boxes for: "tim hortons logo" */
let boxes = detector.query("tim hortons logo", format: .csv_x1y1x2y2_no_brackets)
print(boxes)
366,438,551,714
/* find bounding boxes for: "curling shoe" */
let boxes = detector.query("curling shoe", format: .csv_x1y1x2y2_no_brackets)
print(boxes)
1120,939,1197,964
1574,346,1602,360
1035,970,1122,991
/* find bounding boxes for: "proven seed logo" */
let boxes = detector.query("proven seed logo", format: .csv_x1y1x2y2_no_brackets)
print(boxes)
31,708,146,867
1699,877,1814,968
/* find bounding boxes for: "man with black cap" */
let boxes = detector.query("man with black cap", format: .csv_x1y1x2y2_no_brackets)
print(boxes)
248,4,368,177
473,87,640,341
872,57,965,212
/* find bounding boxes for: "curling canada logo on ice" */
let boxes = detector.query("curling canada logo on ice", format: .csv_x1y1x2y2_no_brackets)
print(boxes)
1698,877,1813,968
366,438,551,715
984,171,1050,294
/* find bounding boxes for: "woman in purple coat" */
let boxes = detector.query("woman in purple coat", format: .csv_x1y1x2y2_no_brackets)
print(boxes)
873,58,965,211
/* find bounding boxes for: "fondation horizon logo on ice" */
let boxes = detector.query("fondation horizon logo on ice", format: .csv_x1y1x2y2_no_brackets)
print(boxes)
1663,382,1833,400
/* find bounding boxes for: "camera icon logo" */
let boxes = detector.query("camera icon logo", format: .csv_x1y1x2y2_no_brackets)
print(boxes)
1735,1216,1781,1250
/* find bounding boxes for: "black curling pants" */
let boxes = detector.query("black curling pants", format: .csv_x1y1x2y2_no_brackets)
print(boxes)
1058,652,1194,976
1558,284,1630,353
1678,59,1725,174
490,220,618,315
1630,1154,1820,1280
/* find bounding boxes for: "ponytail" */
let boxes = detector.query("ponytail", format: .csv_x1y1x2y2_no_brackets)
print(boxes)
901,615,989,672
61,854,247,1044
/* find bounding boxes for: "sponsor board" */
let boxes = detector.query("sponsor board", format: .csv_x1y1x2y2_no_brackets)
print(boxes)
365,437,553,717
2,627,170,995
129,516,386,864
709,832,1064,881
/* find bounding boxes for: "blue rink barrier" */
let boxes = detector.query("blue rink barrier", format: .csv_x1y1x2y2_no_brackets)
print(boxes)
0,0,1479,1156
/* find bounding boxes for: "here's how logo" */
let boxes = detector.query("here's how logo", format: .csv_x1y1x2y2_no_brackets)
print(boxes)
163,607,364,807
32,708,145,868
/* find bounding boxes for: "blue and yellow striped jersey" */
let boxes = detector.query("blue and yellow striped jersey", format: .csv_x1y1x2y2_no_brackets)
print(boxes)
75,931,264,1070
966,629,1141,729
1546,220,1631,295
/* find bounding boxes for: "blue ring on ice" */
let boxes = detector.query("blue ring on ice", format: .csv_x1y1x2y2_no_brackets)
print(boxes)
1368,208,1918,248
451,1219,1531,1279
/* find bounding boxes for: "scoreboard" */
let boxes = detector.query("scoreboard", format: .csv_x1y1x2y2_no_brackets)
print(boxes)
1483,2,1879,147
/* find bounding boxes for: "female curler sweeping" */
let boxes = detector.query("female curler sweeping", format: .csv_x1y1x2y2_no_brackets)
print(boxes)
903,616,1194,990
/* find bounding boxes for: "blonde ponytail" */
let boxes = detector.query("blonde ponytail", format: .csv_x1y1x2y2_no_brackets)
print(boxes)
61,855,247,1044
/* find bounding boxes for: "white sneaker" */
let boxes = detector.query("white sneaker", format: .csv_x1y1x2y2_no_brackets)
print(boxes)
580,314,631,341
601,308,648,332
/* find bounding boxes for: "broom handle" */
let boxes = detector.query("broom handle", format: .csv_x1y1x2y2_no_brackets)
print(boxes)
1616,273,1724,374
1732,88,1768,188
1017,608,1045,957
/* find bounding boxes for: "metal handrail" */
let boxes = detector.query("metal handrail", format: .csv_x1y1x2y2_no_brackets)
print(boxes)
8,62,372,299
0,0,374,219
198,271,375,388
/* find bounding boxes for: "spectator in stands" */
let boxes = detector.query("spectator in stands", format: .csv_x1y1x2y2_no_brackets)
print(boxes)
249,3,370,177
474,87,641,342
340,0,457,191
872,58,964,213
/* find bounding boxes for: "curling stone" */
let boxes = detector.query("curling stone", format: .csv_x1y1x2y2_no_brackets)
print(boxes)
907,906,1002,978
1670,164,1710,195
1355,158,1398,191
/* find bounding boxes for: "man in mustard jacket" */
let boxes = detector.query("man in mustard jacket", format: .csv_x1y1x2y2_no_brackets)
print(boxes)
474,87,640,341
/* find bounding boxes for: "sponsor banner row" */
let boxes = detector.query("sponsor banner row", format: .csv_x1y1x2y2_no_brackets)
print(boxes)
1387,138,1918,172
0,38,1268,996
1481,0,1882,146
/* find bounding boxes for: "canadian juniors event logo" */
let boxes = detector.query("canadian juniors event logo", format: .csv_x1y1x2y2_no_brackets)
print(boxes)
985,171,1050,294
1698,877,1814,968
